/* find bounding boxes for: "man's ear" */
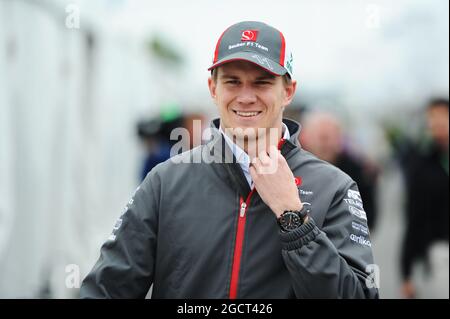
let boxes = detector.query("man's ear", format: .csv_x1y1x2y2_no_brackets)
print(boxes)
283,79,297,107
208,77,217,103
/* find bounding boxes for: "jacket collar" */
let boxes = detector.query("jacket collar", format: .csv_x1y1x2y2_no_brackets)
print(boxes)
206,118,302,198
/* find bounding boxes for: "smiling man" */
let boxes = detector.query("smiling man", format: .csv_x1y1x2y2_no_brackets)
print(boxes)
80,21,379,299
209,61,294,157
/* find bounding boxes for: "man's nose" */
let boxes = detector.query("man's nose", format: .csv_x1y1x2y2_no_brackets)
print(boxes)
236,86,257,104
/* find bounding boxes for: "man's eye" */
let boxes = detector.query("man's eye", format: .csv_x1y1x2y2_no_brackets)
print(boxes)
255,81,271,85
225,80,239,85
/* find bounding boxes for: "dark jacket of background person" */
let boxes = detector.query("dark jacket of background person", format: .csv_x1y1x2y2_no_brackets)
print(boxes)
401,141,449,280
386,98,449,298
137,116,185,181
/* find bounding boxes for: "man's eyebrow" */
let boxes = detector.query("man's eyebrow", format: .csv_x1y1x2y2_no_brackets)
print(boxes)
219,74,276,80
255,75,276,81
219,74,240,79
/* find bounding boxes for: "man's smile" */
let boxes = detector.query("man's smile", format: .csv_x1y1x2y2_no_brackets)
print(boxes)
232,109,263,118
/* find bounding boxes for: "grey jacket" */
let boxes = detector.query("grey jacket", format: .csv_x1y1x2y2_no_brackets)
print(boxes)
80,118,379,299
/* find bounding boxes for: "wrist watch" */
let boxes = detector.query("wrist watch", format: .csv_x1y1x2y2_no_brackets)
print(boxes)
277,204,310,232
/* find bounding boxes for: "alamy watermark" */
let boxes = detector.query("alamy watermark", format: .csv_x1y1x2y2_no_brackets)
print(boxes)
365,4,381,29
65,264,80,289
65,4,80,29
365,264,380,289
168,120,282,174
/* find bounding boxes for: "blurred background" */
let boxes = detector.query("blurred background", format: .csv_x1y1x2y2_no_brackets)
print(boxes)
0,0,448,298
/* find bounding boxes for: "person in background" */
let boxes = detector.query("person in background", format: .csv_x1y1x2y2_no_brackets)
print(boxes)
182,113,208,149
300,112,379,231
137,116,184,181
400,98,449,298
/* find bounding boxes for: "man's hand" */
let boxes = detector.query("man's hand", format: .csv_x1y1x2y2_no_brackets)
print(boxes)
250,145,302,218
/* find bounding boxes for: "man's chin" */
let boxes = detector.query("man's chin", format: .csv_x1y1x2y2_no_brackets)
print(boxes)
224,126,259,140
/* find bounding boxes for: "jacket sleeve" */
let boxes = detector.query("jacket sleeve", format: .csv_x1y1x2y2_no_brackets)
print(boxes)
279,178,380,299
80,170,160,298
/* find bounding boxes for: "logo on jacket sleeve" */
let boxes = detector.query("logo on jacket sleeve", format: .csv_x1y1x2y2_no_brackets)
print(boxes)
350,234,372,247
107,186,140,242
347,189,362,202
345,189,367,221
349,205,367,221
241,30,258,42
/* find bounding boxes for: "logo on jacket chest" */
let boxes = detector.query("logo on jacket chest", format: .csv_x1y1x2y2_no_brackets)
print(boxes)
295,176,314,196
299,189,313,196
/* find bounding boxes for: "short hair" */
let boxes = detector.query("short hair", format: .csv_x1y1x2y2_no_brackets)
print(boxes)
427,98,449,110
211,68,292,86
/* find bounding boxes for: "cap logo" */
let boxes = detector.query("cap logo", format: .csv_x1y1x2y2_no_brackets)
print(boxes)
241,30,258,42
251,54,273,70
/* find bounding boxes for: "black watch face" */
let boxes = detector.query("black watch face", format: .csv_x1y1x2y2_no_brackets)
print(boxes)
279,211,302,231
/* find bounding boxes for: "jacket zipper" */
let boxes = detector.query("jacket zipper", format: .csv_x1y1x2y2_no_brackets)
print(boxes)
228,138,286,299
229,188,254,299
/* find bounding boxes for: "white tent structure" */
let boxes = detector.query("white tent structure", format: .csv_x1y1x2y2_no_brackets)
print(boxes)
0,0,162,298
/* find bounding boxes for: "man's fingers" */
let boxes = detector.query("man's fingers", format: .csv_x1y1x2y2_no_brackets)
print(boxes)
252,144,288,177
268,145,280,160
258,151,271,166
249,165,258,180
269,145,288,168
251,157,262,174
